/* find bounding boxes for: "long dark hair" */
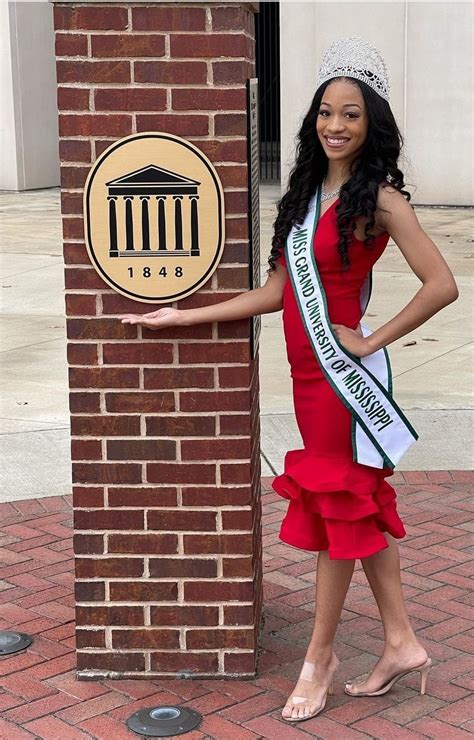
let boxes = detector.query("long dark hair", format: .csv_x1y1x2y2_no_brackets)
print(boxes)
268,77,411,272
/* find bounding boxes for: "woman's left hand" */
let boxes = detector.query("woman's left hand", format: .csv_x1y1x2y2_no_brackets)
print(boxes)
331,324,372,358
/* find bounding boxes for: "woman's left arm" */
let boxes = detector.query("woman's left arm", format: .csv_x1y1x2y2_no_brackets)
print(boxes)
334,186,459,356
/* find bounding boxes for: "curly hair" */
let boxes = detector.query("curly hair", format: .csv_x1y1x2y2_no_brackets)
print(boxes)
268,77,411,273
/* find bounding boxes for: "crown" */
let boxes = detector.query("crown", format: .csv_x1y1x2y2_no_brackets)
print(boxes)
317,36,390,101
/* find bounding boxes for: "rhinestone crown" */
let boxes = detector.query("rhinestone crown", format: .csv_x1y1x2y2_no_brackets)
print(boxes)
318,36,390,101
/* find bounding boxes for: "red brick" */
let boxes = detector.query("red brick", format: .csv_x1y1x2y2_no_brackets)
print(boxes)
184,580,253,601
216,164,248,188
223,556,253,577
67,343,98,366
70,415,140,436
112,629,179,649
132,7,206,31
58,87,90,112
181,438,251,461
74,509,144,530
76,606,143,627
108,486,177,508
94,139,117,158
24,715,91,739
72,463,142,485
147,463,216,485
149,557,217,578
54,6,128,31
221,462,251,484
187,628,253,650
150,651,218,672
147,510,217,531
75,558,144,578
95,87,167,111
145,415,216,437
76,651,145,672
64,268,107,291
180,390,250,412
150,605,219,626
67,318,136,340
180,342,249,364
219,414,252,435
105,391,175,413
65,294,97,316
194,139,247,163
56,60,131,84
69,367,139,388
108,533,178,554
55,690,129,724
72,486,104,508
173,87,247,111
222,509,253,530
136,114,209,137
215,113,247,136
183,533,253,555
61,194,85,217
63,242,89,263
134,60,207,84
171,34,247,59
55,33,88,57
75,581,105,602
92,35,165,58
212,60,250,85
62,217,84,240
3,693,79,725
74,534,104,555
70,438,101,461
103,342,173,364
59,114,132,137
109,581,178,602
107,439,176,461
211,5,248,31
182,486,251,507
69,389,101,413
143,366,214,389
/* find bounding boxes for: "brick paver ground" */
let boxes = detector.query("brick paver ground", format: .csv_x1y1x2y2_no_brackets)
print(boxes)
0,472,472,739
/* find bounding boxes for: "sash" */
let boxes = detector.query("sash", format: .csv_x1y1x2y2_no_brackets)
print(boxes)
285,188,418,469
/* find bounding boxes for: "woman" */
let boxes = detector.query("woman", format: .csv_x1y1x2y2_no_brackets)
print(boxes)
119,37,458,724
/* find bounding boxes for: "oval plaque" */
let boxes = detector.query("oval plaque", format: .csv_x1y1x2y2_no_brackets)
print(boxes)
83,132,225,303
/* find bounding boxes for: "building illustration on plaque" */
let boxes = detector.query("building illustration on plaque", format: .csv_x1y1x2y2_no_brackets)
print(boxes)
106,165,201,259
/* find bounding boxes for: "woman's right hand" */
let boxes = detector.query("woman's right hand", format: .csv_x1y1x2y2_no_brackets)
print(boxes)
119,307,183,330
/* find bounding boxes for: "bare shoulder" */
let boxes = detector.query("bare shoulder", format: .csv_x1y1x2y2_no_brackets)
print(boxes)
375,183,415,231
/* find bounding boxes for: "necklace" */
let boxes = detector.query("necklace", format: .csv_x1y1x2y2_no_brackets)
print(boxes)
321,177,343,202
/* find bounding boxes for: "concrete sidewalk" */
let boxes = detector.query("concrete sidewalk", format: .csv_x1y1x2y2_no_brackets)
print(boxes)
0,472,472,738
0,187,473,502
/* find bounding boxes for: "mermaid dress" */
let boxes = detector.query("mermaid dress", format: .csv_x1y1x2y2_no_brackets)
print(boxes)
273,199,406,559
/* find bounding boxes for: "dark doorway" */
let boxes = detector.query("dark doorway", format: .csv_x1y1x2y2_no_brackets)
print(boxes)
255,2,281,182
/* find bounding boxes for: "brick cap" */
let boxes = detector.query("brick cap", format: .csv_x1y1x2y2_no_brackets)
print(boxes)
51,0,259,7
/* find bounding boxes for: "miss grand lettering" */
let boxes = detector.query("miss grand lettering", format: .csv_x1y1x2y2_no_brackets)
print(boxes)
291,229,337,361
291,227,393,432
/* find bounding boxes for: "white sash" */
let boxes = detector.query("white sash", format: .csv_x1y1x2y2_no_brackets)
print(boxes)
285,189,418,469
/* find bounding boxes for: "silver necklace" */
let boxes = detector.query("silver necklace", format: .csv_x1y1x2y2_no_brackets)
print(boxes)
321,178,343,202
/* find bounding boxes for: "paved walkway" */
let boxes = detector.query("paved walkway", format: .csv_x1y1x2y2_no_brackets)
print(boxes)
1,473,472,739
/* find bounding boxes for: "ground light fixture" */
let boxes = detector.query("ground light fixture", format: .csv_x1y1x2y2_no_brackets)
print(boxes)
0,631,33,655
126,705,203,737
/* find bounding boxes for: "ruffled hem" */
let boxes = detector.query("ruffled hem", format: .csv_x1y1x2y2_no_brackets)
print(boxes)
272,449,406,559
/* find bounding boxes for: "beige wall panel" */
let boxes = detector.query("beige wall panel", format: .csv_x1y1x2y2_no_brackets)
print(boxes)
406,2,473,205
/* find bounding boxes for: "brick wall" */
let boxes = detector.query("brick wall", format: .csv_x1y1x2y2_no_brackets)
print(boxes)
53,2,262,678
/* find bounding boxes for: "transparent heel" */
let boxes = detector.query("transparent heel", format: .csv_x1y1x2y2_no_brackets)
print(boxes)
345,657,432,697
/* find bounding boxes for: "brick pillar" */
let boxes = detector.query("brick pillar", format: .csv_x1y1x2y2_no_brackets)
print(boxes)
53,2,262,678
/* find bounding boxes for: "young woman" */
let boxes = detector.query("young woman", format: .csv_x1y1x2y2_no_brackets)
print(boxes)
119,37,458,724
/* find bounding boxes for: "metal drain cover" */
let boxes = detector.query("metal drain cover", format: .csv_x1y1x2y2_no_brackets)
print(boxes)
0,631,33,655
127,705,202,737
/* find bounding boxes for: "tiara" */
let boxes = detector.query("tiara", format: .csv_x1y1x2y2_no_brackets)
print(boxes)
318,36,390,102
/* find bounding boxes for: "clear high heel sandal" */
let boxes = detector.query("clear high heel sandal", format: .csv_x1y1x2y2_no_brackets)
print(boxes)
344,657,432,697
281,659,336,723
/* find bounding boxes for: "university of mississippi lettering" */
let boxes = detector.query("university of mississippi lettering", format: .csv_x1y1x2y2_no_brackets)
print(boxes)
285,189,418,469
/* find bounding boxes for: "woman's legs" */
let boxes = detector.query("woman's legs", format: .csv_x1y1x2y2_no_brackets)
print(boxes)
282,550,355,719
346,534,428,694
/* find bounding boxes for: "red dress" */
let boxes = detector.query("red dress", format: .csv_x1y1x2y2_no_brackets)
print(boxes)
272,199,406,559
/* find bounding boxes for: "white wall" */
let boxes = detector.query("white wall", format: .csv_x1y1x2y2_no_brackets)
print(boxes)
0,1,59,191
280,1,473,206
0,3,19,190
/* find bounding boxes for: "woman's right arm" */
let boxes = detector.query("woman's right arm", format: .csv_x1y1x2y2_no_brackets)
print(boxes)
119,260,287,329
